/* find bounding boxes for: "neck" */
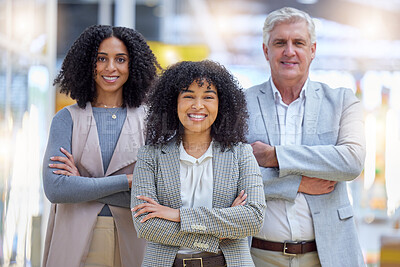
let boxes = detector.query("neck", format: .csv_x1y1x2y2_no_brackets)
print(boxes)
272,77,307,105
182,132,212,159
93,91,123,107
93,98,123,108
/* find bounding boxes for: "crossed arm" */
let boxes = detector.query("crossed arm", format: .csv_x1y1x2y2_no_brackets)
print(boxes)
131,144,265,252
43,109,131,207
250,90,365,201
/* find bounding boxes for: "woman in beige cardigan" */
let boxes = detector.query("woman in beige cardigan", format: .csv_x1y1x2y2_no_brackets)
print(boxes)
42,25,159,267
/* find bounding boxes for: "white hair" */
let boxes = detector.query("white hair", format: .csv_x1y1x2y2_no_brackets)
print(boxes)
263,7,316,45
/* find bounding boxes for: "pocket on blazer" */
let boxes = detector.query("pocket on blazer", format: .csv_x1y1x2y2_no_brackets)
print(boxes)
337,205,354,220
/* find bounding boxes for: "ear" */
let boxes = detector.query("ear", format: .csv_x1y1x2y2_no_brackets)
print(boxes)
262,43,269,61
310,42,316,60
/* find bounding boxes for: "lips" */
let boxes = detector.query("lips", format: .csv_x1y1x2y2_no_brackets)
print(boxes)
188,113,208,121
102,76,119,82
281,61,297,66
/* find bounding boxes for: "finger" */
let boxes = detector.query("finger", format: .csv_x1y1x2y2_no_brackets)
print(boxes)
60,147,74,161
132,203,153,212
140,212,157,223
136,195,158,205
49,163,72,171
240,201,246,206
50,156,70,164
134,207,152,217
52,170,73,176
49,163,72,172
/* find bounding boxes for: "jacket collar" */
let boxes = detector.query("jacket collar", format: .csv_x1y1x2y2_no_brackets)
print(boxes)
159,140,233,209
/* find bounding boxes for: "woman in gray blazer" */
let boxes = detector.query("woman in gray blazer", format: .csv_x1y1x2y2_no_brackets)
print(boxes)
131,60,266,267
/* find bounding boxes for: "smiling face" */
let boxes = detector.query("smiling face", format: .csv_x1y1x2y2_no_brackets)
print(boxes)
94,37,129,100
177,80,219,138
264,21,316,87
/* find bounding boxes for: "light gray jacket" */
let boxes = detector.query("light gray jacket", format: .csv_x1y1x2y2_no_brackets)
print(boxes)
245,79,366,267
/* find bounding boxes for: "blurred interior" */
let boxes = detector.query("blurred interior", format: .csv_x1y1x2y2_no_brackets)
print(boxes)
1,0,400,266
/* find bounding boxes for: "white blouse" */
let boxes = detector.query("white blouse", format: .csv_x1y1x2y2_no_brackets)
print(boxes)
179,141,214,209
178,141,214,254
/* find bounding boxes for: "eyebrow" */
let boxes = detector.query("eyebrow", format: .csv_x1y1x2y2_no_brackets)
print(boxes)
97,52,128,56
181,89,217,94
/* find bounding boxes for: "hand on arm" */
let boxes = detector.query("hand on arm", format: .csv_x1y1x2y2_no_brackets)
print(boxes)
298,176,337,195
251,141,278,168
231,190,247,207
132,195,181,223
49,147,81,176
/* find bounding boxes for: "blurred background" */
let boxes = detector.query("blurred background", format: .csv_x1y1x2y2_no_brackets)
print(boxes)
1,0,400,266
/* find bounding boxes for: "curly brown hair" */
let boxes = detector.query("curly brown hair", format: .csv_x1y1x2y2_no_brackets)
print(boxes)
146,60,248,150
54,25,160,108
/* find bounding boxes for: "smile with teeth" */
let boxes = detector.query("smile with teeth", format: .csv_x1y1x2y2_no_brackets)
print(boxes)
188,113,207,120
103,76,119,82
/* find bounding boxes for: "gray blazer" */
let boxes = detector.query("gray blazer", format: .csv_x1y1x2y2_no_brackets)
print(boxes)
245,79,366,267
131,141,266,267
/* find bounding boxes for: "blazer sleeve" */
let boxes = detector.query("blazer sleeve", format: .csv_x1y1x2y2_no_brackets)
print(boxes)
179,144,266,239
131,145,220,253
276,89,366,182
259,167,302,202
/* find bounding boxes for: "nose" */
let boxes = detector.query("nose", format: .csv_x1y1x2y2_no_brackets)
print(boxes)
105,60,116,71
191,98,204,110
284,43,295,57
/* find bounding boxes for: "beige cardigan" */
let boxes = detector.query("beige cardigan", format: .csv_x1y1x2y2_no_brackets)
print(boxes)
43,103,146,267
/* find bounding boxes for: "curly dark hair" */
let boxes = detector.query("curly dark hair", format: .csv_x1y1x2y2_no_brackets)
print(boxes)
54,25,160,108
146,60,248,150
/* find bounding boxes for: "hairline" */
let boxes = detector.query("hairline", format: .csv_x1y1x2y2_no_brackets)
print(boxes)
263,7,316,46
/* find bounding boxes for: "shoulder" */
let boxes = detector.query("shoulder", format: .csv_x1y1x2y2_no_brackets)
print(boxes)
226,142,253,158
138,143,162,157
309,81,359,106
309,80,355,98
245,81,269,97
127,104,146,116
52,106,73,125
64,102,92,120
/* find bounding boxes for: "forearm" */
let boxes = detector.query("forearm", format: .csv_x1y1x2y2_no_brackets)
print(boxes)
260,167,301,201
276,144,364,181
180,203,264,239
43,170,129,203
277,92,365,181
132,213,220,252
97,191,131,208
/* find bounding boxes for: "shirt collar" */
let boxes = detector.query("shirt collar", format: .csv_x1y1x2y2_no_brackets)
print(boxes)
179,141,213,165
270,78,308,103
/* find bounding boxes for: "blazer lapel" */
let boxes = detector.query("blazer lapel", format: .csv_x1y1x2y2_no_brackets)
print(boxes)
106,107,146,176
159,141,182,209
212,143,233,209
80,104,105,177
257,80,280,146
302,82,322,145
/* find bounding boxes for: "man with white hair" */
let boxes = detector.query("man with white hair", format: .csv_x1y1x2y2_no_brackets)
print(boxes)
246,7,366,267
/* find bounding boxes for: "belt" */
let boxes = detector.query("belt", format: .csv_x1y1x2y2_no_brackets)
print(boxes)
173,254,226,267
251,237,317,256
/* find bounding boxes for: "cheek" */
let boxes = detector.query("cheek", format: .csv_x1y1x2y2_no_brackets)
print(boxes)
177,102,186,120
